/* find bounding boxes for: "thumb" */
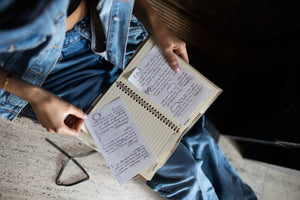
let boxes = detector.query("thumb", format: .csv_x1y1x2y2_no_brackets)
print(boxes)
59,125,80,137
69,106,88,120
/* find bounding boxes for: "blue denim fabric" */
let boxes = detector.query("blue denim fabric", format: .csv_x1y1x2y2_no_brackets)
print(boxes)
0,0,136,120
0,0,69,120
96,0,135,69
147,116,258,200
21,15,257,199
0,1,257,199
21,15,148,118
43,18,256,199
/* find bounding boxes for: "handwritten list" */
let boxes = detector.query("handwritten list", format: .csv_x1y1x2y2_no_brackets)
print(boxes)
84,98,156,185
128,45,211,125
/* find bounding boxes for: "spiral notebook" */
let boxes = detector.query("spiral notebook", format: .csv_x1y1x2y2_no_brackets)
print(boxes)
80,37,222,180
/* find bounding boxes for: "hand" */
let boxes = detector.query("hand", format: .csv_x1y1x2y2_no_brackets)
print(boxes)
0,69,87,136
29,88,87,137
151,25,189,72
133,0,189,72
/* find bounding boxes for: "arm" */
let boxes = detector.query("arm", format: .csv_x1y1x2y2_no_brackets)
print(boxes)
133,0,189,72
0,68,87,137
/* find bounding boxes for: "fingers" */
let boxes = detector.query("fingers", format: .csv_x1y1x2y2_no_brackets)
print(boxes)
162,42,189,73
65,115,84,133
47,115,84,137
58,106,87,136
46,126,75,136
55,126,79,137
69,106,88,120
174,45,189,64
63,117,84,137
45,106,87,137
32,90,88,137
163,48,180,72
73,118,84,133
47,128,54,133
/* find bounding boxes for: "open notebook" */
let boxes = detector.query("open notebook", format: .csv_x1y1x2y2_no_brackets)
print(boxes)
80,37,222,181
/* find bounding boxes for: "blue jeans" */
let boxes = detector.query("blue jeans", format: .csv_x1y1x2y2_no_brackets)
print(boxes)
42,17,146,112
147,116,257,200
23,17,257,200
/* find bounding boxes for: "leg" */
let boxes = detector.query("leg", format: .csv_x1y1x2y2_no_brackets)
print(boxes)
21,16,148,118
147,142,219,200
19,17,119,119
147,116,257,200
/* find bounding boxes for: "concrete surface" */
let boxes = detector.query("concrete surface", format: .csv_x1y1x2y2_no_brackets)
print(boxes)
1,116,299,200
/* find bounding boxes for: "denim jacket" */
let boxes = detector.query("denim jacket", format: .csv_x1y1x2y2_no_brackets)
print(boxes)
0,0,136,120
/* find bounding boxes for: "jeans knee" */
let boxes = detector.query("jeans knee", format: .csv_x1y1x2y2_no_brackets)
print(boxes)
147,144,203,199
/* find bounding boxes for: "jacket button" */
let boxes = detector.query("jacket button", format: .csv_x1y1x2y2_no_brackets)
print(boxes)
113,17,119,22
7,44,16,52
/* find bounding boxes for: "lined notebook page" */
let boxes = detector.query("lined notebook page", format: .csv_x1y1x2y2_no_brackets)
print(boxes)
128,45,212,125
87,82,181,179
80,37,222,180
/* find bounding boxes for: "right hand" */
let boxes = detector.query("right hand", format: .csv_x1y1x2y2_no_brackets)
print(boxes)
0,69,86,136
29,88,87,137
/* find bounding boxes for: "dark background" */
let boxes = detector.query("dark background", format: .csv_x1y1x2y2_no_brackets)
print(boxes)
149,0,300,170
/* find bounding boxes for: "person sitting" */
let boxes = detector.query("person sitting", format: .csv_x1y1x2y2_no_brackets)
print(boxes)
0,0,257,199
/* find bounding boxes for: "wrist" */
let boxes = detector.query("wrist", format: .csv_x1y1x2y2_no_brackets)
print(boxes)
4,74,44,104
24,86,45,105
146,13,165,34
1,73,12,90
134,0,165,34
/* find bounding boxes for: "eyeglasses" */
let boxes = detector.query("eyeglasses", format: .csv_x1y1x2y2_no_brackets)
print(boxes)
45,138,97,186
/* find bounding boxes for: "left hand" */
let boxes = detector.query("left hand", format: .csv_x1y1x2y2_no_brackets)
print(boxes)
133,0,189,72
151,25,189,72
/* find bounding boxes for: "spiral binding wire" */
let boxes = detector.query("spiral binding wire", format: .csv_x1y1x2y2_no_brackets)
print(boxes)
116,81,180,133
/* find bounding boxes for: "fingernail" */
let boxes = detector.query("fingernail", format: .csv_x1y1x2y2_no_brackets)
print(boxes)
175,66,180,72
83,113,88,119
